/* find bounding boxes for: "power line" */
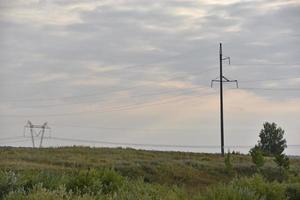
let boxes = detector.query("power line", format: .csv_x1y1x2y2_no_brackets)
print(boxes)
0,136,24,141
6,67,218,103
239,87,300,91
51,124,258,133
239,77,300,83
48,136,300,149
49,136,251,149
0,138,30,145
27,74,297,109
13,85,208,109
232,63,300,66
0,91,217,118
2,136,300,149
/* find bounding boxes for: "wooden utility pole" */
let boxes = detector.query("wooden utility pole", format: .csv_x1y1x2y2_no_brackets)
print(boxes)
211,43,238,156
219,43,225,156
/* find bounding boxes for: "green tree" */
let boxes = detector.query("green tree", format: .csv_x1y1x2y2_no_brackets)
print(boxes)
249,146,265,171
258,122,287,156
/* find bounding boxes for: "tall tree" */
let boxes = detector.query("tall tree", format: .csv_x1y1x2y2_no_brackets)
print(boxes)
258,122,287,156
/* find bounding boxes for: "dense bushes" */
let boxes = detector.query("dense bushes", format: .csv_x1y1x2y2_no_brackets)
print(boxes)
196,175,300,200
1,170,186,200
1,147,299,199
285,182,300,200
232,175,285,200
65,169,124,194
196,184,261,200
0,171,18,199
1,169,300,200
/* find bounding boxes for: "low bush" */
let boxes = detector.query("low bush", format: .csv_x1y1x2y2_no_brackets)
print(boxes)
232,174,285,200
0,171,18,199
4,185,99,200
196,175,286,200
65,168,124,195
2,170,300,200
285,182,300,200
4,179,186,200
195,184,260,200
224,152,234,175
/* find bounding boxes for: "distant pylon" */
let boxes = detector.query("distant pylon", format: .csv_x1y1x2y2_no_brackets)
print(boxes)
23,121,51,148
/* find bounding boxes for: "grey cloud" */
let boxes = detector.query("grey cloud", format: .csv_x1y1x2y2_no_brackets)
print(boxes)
0,0,299,153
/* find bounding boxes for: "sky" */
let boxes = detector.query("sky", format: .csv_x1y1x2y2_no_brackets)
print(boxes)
0,0,299,154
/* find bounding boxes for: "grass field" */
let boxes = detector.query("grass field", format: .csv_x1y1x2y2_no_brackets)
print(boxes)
0,146,300,199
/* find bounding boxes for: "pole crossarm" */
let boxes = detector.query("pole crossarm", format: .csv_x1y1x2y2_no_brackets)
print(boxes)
211,77,239,88
222,56,230,64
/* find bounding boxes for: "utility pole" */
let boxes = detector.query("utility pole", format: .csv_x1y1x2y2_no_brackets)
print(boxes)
219,43,224,156
211,43,238,156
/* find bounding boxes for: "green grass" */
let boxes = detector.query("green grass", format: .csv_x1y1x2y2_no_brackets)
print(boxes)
0,146,300,199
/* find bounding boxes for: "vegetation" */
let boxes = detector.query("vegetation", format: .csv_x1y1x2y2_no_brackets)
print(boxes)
224,151,233,175
250,145,265,171
0,146,299,199
274,153,290,173
258,122,287,156
251,122,290,177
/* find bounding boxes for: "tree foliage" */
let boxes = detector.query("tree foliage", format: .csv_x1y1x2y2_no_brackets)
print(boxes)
258,122,287,156
249,146,265,170
274,153,289,172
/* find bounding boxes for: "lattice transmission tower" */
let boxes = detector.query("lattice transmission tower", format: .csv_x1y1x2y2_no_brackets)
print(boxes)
23,121,51,148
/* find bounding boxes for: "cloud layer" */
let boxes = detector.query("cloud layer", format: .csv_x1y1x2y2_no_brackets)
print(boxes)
0,0,299,154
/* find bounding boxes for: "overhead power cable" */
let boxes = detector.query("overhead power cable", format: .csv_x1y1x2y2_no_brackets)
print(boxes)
0,136,24,141
51,124,257,133
231,63,300,66
48,137,300,149
0,91,217,118
0,138,30,145
239,77,300,83
239,87,300,91
14,85,209,109
49,136,253,149
6,67,218,103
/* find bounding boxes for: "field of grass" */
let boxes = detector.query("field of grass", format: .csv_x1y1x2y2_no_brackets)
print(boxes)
0,146,300,199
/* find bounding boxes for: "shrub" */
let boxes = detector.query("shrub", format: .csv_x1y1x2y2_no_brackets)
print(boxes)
116,178,187,200
19,171,66,192
249,146,265,171
65,170,93,193
285,182,300,200
224,151,233,175
196,184,260,200
0,171,18,198
258,122,287,156
98,168,124,194
4,185,99,200
274,153,290,172
233,175,286,200
65,168,124,195
195,175,287,200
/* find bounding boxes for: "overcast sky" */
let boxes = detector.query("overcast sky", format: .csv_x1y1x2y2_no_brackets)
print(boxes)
0,0,299,154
